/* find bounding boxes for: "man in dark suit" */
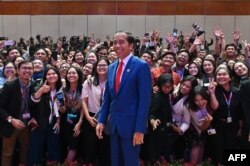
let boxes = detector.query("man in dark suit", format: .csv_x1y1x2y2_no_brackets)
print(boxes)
0,61,35,166
96,31,152,166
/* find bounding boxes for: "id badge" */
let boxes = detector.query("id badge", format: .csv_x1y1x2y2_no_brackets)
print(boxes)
22,113,31,119
227,117,232,123
66,113,74,125
66,118,73,125
207,128,216,135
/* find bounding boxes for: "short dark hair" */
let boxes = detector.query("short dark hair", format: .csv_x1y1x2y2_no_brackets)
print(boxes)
225,43,237,51
141,50,154,60
161,51,176,60
96,45,108,54
6,46,21,56
116,31,134,45
178,49,190,61
17,60,33,70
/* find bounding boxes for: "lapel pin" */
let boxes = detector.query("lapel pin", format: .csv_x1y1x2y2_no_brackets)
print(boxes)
127,69,130,72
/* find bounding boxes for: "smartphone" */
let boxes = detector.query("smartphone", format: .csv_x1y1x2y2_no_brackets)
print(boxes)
51,50,58,61
4,40,14,46
56,92,64,106
173,29,178,37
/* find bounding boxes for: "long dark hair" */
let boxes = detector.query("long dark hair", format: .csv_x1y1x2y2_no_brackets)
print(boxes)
65,66,84,92
187,86,210,112
188,61,202,79
156,73,173,94
201,59,216,75
92,57,110,86
42,66,62,92
174,75,198,104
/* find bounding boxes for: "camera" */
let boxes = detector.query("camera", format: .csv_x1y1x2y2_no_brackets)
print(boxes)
36,34,41,41
207,128,216,135
189,23,205,43
133,37,141,56
192,22,205,36
56,92,64,106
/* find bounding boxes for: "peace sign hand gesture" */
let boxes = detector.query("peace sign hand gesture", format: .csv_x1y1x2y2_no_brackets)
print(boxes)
207,78,217,94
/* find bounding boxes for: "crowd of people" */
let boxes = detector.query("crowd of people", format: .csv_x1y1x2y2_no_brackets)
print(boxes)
0,26,250,166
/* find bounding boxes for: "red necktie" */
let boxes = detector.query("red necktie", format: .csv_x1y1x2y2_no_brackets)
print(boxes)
115,61,123,93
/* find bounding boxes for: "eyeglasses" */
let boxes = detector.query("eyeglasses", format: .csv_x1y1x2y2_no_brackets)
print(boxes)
5,66,15,70
179,54,189,59
20,67,33,71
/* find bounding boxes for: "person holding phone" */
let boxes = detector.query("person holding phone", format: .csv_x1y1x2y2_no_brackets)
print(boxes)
28,66,62,166
61,66,84,165
0,61,35,166
187,86,213,165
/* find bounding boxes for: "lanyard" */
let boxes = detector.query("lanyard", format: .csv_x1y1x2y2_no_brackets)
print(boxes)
99,81,106,106
20,87,29,114
49,92,56,112
168,94,173,108
223,91,232,117
70,90,76,101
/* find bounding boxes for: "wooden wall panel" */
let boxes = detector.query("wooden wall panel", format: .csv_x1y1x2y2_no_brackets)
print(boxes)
31,2,59,15
87,1,116,15
1,2,31,15
0,1,250,15
206,2,250,15
175,1,205,15
117,1,146,15
58,1,86,15
147,2,175,15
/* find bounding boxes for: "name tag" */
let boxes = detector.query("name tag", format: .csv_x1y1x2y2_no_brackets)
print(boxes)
227,117,232,123
22,113,31,120
207,128,216,135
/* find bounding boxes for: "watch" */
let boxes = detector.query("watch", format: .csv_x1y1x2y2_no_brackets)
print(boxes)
7,116,12,123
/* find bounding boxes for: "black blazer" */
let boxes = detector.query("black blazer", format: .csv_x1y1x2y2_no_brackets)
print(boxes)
0,79,35,137
239,79,250,131
149,92,173,132
212,85,242,130
30,90,52,129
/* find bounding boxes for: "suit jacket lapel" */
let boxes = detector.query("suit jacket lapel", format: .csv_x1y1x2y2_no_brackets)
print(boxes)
14,79,22,108
111,61,119,95
117,56,135,95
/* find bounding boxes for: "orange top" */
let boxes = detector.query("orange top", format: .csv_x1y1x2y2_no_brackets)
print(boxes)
151,66,181,86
